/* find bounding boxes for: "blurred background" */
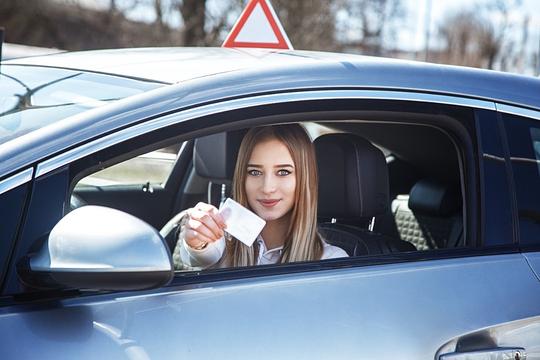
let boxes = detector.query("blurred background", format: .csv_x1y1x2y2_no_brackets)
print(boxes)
1,0,539,75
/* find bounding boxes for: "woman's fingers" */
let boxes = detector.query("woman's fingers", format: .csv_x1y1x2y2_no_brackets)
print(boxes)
185,228,214,247
188,210,223,239
187,217,222,240
194,202,226,228
186,203,226,242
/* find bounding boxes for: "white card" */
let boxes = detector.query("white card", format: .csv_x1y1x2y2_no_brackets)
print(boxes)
219,198,266,247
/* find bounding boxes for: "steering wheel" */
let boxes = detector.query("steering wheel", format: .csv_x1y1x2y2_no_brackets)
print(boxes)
159,210,188,251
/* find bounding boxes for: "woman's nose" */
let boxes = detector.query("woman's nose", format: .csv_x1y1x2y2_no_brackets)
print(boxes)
262,174,277,193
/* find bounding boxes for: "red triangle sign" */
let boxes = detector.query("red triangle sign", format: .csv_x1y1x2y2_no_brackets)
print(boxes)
223,0,293,50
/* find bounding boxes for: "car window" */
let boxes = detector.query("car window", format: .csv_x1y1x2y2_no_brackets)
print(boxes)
68,118,467,272
503,112,540,246
0,65,162,145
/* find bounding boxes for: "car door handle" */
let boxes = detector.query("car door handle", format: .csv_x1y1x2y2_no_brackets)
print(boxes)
439,347,526,360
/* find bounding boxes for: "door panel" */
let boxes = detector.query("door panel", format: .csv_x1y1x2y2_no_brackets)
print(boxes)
1,254,539,359
524,252,540,281
74,185,171,229
436,315,540,359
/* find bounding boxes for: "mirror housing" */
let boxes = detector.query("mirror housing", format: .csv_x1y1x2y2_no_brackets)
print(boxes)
18,206,174,291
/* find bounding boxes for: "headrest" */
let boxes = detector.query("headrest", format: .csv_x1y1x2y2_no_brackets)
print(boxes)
315,133,389,219
194,131,245,183
408,179,461,216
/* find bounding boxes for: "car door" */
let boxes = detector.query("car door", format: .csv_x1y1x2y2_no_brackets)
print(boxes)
1,89,539,360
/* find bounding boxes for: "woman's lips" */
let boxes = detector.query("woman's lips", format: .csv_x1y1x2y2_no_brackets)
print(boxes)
258,199,280,207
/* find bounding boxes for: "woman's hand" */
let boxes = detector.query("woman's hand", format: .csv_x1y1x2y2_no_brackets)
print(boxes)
185,202,227,250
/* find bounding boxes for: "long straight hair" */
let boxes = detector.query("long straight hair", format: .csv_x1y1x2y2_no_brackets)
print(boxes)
225,124,323,266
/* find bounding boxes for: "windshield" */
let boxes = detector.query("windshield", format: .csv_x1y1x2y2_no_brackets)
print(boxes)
0,65,162,144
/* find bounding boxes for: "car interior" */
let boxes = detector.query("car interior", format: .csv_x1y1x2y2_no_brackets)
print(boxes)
70,115,467,270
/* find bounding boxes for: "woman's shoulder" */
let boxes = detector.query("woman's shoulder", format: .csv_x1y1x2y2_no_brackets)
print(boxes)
321,241,349,259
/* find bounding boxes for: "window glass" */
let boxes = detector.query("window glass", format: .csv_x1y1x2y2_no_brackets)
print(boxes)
530,128,540,175
0,65,162,145
76,145,181,187
503,113,540,245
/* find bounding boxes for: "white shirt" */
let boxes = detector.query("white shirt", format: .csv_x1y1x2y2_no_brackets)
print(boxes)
179,235,348,269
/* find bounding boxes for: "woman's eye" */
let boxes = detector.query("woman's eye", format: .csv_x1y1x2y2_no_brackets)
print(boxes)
277,169,291,176
248,169,262,176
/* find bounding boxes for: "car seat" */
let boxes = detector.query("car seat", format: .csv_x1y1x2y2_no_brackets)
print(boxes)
314,133,416,256
192,130,246,207
392,179,463,250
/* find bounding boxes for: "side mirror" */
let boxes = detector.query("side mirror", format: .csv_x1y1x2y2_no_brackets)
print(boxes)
18,206,173,291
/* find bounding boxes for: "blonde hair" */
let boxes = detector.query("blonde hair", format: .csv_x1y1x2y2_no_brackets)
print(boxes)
225,124,323,267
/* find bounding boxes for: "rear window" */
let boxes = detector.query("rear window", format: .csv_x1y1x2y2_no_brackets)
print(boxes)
0,65,162,144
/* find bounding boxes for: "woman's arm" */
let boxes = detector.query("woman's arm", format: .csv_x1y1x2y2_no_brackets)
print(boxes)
172,202,227,270
321,242,349,260
176,227,226,269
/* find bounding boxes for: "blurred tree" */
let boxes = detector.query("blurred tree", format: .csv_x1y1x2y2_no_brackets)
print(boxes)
436,0,524,70
0,0,181,49
514,15,529,73
487,0,522,72
338,0,404,55
178,0,206,45
271,0,339,51
176,0,244,46
154,0,165,31
0,0,340,50
438,10,495,68
172,0,338,49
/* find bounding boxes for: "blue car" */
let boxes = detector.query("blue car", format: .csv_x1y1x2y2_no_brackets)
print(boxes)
1,47,539,359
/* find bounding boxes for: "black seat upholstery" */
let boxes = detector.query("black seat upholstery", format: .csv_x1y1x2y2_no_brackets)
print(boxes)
193,130,245,207
315,133,416,256
392,179,463,250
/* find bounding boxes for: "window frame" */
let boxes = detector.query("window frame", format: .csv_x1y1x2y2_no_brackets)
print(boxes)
65,98,478,269
498,103,540,252
474,109,517,248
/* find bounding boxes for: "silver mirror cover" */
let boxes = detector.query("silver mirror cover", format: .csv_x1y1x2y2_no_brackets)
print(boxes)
26,205,173,291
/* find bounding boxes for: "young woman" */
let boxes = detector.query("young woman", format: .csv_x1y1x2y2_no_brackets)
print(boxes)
174,124,347,270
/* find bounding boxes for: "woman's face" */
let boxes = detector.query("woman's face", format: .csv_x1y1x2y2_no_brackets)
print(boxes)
245,138,296,222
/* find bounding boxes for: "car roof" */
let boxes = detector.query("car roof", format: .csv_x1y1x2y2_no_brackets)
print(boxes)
6,47,329,84
8,47,540,110
2,47,540,179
